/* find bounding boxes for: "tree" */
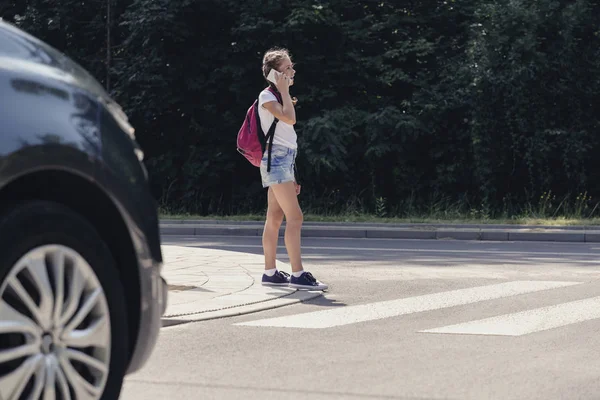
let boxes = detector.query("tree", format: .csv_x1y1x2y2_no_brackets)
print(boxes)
466,0,600,212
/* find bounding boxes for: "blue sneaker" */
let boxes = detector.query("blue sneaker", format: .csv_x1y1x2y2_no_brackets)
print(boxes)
289,272,328,290
261,270,291,286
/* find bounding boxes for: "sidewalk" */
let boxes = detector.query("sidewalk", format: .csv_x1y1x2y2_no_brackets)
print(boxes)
160,219,600,243
160,245,323,326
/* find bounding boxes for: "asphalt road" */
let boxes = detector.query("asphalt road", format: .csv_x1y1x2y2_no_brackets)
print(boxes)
122,235,600,400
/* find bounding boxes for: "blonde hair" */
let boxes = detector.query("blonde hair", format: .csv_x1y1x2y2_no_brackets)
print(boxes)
262,47,291,83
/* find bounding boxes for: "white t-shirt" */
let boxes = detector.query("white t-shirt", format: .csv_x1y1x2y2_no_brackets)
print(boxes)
258,89,297,150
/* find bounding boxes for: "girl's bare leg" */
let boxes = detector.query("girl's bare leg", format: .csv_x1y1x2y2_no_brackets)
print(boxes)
262,187,284,270
270,181,303,272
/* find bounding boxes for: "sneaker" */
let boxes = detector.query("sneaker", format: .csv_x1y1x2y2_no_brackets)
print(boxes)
289,272,328,291
261,270,291,286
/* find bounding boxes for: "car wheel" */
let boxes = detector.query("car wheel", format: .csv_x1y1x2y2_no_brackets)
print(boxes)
0,201,128,400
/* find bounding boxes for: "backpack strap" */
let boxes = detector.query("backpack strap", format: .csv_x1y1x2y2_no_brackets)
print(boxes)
267,86,283,103
264,87,283,173
265,118,278,172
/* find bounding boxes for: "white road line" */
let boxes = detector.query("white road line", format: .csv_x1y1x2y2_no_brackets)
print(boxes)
166,243,600,258
235,281,581,329
420,296,600,336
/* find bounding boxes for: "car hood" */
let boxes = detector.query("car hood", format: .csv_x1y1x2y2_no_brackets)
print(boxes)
0,19,111,103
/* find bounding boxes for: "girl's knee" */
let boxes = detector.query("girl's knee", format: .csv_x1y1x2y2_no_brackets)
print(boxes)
286,210,303,225
266,210,284,225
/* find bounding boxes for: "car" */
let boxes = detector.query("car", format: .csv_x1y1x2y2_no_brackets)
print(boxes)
0,19,167,399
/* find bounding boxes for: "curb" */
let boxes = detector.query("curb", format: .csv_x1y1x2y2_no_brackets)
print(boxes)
159,223,600,243
160,219,597,230
161,290,322,326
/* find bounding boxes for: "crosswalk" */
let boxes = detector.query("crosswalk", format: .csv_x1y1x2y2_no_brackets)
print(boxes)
421,296,600,336
235,280,600,336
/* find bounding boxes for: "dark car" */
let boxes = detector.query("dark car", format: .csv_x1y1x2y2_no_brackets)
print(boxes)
0,19,167,399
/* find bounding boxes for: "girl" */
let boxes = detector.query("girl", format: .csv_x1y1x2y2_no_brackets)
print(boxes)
258,47,328,291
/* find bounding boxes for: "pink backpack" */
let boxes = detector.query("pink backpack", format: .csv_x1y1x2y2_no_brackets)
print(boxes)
237,87,282,172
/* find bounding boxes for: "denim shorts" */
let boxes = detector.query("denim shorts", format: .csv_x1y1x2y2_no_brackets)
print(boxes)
260,144,297,188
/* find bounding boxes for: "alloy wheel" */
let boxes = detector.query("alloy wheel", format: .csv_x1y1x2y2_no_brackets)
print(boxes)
0,245,111,400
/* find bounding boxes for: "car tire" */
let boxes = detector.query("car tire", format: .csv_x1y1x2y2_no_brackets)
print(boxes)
0,200,129,400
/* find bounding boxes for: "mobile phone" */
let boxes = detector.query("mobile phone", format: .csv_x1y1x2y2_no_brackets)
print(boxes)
267,69,280,84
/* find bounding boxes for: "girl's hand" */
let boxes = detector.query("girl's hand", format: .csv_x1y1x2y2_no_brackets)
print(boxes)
294,182,301,196
275,71,291,93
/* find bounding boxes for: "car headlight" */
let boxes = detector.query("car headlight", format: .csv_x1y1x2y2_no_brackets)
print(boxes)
101,98,144,162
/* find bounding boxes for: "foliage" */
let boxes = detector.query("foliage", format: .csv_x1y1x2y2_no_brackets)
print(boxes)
3,0,599,217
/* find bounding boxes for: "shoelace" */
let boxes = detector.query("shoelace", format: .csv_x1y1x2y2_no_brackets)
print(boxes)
277,271,291,278
303,272,317,283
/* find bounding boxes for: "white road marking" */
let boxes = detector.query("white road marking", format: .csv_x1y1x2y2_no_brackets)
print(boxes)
163,242,600,259
420,296,600,336
235,281,581,329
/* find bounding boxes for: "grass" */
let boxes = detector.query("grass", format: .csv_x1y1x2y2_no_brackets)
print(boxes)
159,191,600,226
159,211,600,226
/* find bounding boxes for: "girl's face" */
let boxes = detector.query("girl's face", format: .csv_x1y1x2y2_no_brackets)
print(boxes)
277,56,295,85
